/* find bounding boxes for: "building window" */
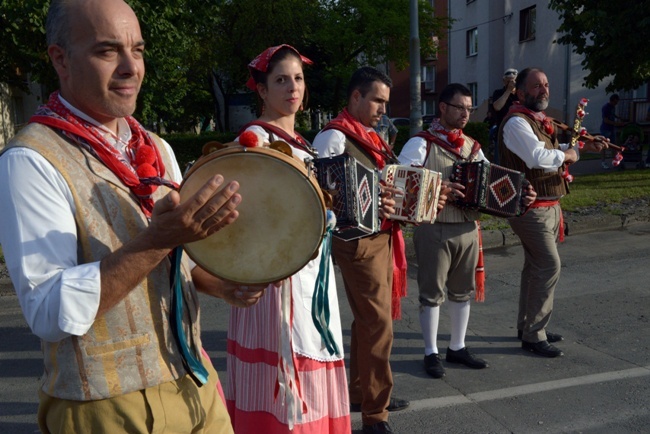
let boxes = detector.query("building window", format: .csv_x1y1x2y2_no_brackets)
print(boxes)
467,82,478,106
519,6,536,42
422,99,435,116
466,28,478,56
422,65,435,92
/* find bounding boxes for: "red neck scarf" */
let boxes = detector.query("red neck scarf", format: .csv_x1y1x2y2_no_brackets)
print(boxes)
30,91,177,217
323,108,397,169
416,120,482,161
508,101,555,135
431,119,465,149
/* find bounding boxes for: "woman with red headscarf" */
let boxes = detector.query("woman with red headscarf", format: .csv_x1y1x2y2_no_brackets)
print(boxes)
224,45,351,434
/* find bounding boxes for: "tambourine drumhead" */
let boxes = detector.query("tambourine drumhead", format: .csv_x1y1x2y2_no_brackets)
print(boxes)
179,146,326,285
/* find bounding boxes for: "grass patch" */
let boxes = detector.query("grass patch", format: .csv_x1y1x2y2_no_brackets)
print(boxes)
560,169,650,211
476,168,650,229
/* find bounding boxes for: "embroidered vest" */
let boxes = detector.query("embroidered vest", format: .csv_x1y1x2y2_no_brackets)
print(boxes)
421,133,481,223
6,123,199,401
498,113,569,198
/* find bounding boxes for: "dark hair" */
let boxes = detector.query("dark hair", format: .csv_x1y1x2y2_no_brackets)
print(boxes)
438,83,472,105
346,66,392,99
610,94,620,102
250,47,304,88
515,67,544,91
250,46,310,109
46,0,72,50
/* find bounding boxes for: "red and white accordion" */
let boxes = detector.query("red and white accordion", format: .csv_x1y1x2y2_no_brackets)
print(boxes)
451,161,526,218
314,154,380,241
382,165,442,224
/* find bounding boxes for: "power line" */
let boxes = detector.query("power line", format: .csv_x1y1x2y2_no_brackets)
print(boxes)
449,13,513,33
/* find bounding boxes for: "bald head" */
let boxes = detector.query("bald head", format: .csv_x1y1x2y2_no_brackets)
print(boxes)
47,0,139,52
46,0,145,130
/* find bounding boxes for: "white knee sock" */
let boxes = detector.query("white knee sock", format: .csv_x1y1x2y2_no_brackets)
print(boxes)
419,305,440,356
449,301,470,351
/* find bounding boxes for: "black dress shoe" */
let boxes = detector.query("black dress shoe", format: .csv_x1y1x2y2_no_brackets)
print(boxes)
423,353,445,378
387,396,409,412
362,421,394,434
446,347,489,369
518,330,564,343
522,340,564,357
351,396,410,413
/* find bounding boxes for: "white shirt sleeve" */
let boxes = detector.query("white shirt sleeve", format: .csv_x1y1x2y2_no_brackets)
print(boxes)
0,148,101,342
312,129,347,158
397,137,428,166
160,138,184,183
502,116,566,171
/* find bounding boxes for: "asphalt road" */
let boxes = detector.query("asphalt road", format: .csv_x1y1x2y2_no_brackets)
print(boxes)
1,222,649,433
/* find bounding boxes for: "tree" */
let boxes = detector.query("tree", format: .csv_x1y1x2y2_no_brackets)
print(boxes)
549,0,650,92
1,0,448,132
214,0,447,115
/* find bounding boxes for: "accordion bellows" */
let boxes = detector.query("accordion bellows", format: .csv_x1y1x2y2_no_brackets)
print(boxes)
451,161,526,218
314,154,380,241
382,165,442,224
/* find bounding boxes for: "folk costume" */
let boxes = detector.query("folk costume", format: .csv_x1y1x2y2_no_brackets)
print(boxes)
0,93,232,433
498,102,571,344
225,124,350,434
313,109,407,427
398,119,488,365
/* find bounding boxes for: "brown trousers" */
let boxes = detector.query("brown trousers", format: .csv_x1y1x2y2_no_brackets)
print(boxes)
508,204,562,343
38,354,233,434
332,231,393,426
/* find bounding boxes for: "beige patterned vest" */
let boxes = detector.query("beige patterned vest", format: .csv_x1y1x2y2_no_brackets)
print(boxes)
498,113,569,198
6,123,200,401
423,133,481,223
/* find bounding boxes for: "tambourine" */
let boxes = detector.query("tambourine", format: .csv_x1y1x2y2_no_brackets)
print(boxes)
179,140,327,284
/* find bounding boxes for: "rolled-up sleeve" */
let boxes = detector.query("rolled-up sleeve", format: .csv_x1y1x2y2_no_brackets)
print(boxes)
313,129,346,158
398,137,428,166
502,116,566,171
0,148,101,342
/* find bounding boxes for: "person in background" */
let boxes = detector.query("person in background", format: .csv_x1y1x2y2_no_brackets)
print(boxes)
599,94,627,169
490,68,519,163
0,0,266,432
498,67,608,358
376,114,398,149
225,44,350,434
313,66,408,434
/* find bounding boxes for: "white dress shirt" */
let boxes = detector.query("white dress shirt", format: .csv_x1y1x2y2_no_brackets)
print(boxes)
0,98,181,342
502,116,572,172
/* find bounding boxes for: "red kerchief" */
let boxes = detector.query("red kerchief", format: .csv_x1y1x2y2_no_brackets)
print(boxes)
246,44,313,91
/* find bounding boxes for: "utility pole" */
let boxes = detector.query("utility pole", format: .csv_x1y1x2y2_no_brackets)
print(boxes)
409,0,422,136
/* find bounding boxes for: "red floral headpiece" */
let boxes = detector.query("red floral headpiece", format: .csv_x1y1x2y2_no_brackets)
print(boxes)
246,44,313,91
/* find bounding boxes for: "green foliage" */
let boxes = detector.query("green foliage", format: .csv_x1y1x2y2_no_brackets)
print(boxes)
464,122,489,152
548,0,650,92
1,1,448,132
560,170,650,211
163,132,237,170
0,0,55,92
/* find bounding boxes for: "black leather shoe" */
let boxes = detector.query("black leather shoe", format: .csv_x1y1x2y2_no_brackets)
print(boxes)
387,396,409,412
352,396,410,413
518,330,564,343
363,421,394,434
522,340,564,357
423,353,445,378
446,347,489,369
